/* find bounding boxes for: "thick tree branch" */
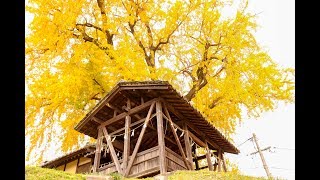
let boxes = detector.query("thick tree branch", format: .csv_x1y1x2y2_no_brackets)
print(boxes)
155,21,183,50
76,23,103,32
208,96,223,109
96,0,114,45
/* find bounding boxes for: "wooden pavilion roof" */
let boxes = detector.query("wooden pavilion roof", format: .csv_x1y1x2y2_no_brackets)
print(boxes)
74,81,239,154
41,144,96,168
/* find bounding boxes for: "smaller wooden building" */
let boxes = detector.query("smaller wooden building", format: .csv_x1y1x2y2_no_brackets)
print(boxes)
41,144,96,174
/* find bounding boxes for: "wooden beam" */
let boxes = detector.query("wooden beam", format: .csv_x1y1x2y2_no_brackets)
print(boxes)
221,152,227,172
192,145,199,170
120,86,169,90
156,101,167,174
102,127,123,174
160,98,222,151
123,114,131,170
162,103,191,170
205,140,213,171
123,114,176,146
217,149,222,172
125,102,156,176
106,103,122,113
188,131,206,147
184,124,195,170
99,98,157,128
213,160,217,171
123,99,131,170
92,128,102,173
92,117,103,124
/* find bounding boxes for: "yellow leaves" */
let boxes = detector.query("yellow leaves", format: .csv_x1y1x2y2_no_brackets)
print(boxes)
26,0,294,164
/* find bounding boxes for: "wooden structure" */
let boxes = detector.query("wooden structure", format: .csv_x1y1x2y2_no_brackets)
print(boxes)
41,144,96,174
74,81,239,178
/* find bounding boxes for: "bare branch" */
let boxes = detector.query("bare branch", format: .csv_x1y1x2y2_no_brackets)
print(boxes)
93,78,106,93
76,23,103,32
189,36,204,45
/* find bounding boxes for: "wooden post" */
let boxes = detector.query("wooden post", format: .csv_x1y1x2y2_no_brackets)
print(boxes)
192,146,199,170
123,100,131,170
213,160,217,171
205,140,213,171
125,102,156,176
221,152,227,172
156,101,167,174
92,128,102,173
102,127,123,174
183,124,195,170
217,149,222,172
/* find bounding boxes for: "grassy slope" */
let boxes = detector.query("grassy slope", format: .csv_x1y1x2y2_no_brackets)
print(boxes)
26,166,268,180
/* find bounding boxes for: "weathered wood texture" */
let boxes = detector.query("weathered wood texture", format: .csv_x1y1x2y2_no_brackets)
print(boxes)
102,127,123,174
92,128,102,173
100,146,160,177
184,124,195,170
162,103,191,170
165,147,188,171
124,102,156,176
156,101,167,174
205,140,213,171
123,114,131,170
75,81,239,155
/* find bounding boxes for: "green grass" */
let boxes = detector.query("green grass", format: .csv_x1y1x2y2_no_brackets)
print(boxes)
26,166,275,180
26,166,86,180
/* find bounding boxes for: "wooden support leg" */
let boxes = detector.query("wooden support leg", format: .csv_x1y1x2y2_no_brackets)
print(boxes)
217,149,222,172
184,124,195,170
213,161,217,171
221,152,227,172
102,127,123,174
92,128,102,173
122,115,131,170
192,146,199,170
156,101,167,174
205,140,213,171
123,97,131,170
124,102,156,176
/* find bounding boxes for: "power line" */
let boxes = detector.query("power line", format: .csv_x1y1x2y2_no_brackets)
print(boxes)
269,167,295,171
237,137,253,147
273,147,295,151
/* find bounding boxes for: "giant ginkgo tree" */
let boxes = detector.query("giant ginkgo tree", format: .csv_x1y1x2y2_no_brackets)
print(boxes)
25,0,294,164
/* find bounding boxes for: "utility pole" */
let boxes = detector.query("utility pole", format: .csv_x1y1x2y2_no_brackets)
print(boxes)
252,133,272,179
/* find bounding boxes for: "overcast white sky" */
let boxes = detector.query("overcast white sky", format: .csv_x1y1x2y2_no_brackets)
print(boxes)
226,0,295,180
26,0,295,179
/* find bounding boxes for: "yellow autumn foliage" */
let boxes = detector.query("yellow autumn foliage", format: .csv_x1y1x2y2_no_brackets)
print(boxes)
25,0,294,164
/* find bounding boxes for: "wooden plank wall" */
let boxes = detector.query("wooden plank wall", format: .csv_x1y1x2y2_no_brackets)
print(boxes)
100,146,160,177
165,147,188,171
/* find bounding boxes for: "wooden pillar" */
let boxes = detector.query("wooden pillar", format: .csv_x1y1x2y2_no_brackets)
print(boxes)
92,128,102,173
217,149,222,172
192,145,199,170
205,140,213,171
184,124,194,170
123,100,131,170
213,160,217,171
156,100,167,174
124,101,156,176
102,127,123,174
221,152,227,172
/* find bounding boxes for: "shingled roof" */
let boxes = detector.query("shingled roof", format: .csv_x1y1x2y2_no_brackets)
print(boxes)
41,144,96,168
74,81,239,154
